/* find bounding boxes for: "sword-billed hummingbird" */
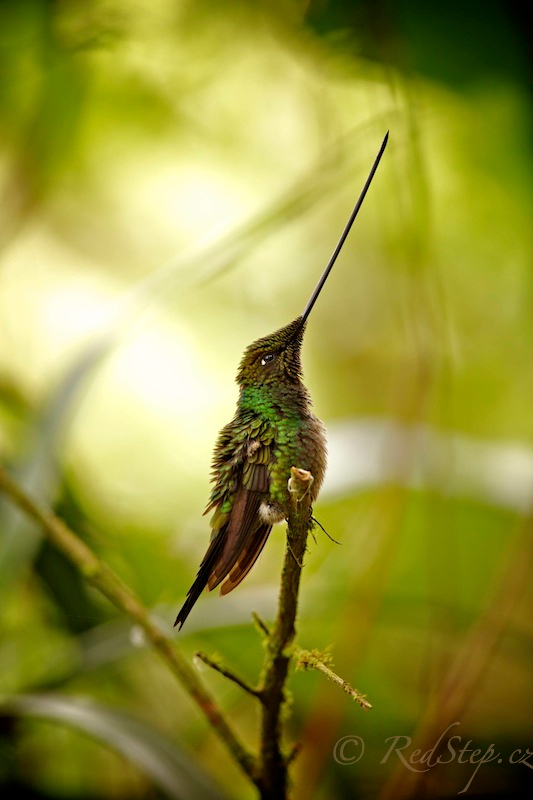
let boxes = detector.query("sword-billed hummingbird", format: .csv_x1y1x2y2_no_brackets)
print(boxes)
175,133,388,629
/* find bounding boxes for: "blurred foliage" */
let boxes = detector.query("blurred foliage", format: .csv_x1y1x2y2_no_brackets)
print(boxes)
0,0,532,798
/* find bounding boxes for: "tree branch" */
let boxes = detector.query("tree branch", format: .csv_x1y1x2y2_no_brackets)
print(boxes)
254,467,314,799
194,652,263,700
0,464,255,780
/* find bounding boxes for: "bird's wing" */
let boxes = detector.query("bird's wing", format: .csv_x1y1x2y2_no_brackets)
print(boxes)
174,420,274,629
206,432,273,592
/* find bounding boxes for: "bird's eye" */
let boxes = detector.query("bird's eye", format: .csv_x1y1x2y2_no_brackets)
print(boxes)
261,353,274,366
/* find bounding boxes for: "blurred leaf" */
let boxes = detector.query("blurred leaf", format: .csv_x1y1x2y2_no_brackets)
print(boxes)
0,694,227,800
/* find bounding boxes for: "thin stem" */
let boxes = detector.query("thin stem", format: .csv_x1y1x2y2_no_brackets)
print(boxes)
251,611,271,638
295,648,372,710
195,652,263,700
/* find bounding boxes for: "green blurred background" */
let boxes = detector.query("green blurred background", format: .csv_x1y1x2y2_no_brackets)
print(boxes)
0,1,532,798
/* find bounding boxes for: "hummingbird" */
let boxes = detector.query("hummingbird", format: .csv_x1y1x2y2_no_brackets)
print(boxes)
175,133,388,629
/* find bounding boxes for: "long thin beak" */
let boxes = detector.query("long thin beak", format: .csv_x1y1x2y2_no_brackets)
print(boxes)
300,131,389,327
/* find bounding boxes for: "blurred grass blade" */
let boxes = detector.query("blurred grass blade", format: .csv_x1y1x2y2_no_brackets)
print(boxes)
0,335,120,582
0,693,227,800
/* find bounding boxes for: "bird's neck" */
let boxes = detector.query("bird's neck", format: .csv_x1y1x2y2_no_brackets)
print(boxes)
239,380,310,420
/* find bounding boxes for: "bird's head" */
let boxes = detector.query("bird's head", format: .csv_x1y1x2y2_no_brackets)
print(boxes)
236,317,306,388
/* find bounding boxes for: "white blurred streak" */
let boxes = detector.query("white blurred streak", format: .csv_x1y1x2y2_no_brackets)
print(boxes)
324,419,533,513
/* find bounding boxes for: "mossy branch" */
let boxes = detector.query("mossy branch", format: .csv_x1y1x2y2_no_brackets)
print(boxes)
193,467,317,800
250,468,371,798
0,464,255,780
252,466,314,799
295,648,372,710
